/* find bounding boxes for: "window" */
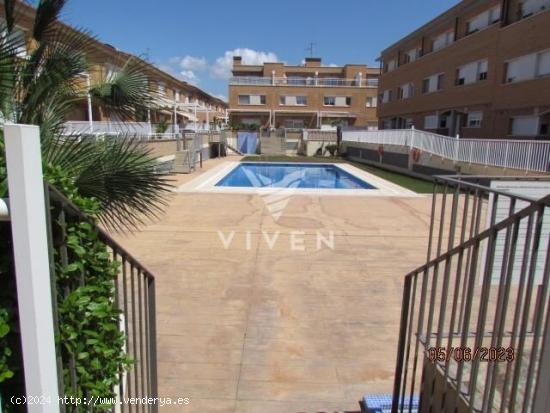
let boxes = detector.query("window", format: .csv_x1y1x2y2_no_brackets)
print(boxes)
522,0,550,17
422,73,444,93
424,115,438,129
506,49,550,83
467,111,483,128
280,95,307,105
381,90,392,103
432,31,454,52
511,116,539,135
404,48,420,63
466,6,501,34
457,59,488,85
175,90,180,101
284,119,305,129
324,96,336,106
398,82,414,99
238,95,266,105
386,59,397,72
366,96,378,107
324,96,351,106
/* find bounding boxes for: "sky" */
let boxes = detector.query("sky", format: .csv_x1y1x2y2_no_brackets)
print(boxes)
61,0,459,101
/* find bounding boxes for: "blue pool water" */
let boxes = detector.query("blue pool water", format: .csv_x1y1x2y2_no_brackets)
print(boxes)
216,163,375,189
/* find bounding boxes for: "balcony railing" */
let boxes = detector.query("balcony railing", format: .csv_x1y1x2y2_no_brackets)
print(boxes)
393,175,550,413
46,185,158,412
62,121,222,138
229,76,379,88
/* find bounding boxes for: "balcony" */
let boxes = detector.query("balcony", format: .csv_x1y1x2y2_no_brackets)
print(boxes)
229,76,379,88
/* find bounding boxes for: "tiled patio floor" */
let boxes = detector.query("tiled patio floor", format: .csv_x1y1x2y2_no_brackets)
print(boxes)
114,156,433,413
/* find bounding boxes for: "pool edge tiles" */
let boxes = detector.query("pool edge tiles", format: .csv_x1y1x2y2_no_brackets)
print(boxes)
176,161,420,197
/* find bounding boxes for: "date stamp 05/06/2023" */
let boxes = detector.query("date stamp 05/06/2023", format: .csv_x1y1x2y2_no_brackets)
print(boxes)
427,346,515,363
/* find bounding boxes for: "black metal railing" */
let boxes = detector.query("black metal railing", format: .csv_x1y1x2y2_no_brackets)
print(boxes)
392,175,550,413
46,184,158,413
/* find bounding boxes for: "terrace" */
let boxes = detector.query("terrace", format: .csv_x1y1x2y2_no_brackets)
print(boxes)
112,156,433,412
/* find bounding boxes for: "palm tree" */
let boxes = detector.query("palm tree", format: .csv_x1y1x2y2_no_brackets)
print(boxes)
0,0,171,230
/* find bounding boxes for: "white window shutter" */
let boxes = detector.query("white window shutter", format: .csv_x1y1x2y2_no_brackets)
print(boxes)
512,117,539,135
537,50,550,76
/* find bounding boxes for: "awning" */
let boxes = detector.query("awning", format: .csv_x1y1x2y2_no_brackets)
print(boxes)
179,111,197,122
320,112,357,118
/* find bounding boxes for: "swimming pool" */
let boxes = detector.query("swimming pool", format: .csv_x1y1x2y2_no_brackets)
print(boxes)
215,162,376,189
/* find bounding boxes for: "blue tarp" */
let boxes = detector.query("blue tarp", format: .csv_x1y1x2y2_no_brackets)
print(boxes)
362,394,419,413
237,132,258,154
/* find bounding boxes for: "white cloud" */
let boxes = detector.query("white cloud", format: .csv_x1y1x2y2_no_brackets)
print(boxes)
179,69,199,84
211,48,278,79
164,55,208,84
179,55,207,71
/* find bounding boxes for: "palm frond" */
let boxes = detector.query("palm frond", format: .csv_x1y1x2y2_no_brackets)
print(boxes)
0,22,27,121
47,136,172,230
3,0,16,32
90,58,158,121
33,0,67,42
18,27,92,125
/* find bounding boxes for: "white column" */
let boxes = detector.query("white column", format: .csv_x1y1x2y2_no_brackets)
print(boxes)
173,101,177,135
454,133,460,162
4,124,60,413
194,103,198,132
147,109,152,135
85,74,93,133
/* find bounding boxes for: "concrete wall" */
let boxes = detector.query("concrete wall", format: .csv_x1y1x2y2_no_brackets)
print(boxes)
141,136,216,160
141,139,179,158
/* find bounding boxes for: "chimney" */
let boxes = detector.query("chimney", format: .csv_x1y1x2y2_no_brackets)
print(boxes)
233,56,242,66
305,57,322,67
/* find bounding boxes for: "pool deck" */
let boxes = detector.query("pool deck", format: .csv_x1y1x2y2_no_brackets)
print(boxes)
113,156,434,413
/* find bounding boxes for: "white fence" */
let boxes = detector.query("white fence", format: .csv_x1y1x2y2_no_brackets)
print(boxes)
303,129,337,142
343,129,550,173
62,121,220,137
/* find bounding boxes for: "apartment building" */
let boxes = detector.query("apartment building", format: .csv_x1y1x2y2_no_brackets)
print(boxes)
229,57,380,130
377,0,550,139
0,1,228,133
